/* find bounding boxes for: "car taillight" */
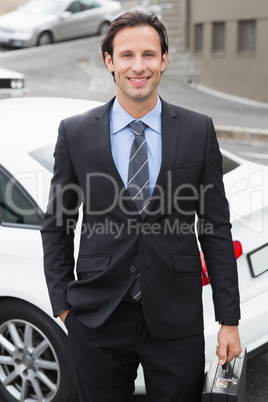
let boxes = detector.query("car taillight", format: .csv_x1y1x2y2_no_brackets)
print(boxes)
233,240,243,259
201,241,243,286
200,252,210,286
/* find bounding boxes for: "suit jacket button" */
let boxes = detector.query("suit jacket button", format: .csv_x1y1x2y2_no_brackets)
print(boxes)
130,266,137,274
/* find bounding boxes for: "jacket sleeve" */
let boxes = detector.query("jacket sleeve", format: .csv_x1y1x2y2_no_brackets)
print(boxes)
41,119,82,316
197,117,241,322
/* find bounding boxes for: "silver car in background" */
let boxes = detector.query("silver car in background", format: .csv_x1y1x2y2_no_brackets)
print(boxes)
0,0,121,48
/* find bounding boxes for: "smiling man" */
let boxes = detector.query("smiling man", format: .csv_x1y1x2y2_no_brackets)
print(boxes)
41,10,241,402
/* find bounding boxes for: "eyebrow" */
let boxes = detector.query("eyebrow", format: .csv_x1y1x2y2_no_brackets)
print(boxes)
118,49,158,54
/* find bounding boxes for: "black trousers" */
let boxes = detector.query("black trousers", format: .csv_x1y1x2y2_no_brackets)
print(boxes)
65,302,205,402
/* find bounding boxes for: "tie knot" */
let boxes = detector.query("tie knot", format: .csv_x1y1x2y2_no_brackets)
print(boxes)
129,121,147,137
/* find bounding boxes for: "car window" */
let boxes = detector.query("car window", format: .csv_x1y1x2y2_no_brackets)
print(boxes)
0,166,43,227
29,144,54,173
81,0,100,10
222,154,240,175
66,1,82,13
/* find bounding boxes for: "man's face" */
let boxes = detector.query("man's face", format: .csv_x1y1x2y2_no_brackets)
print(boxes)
105,25,168,110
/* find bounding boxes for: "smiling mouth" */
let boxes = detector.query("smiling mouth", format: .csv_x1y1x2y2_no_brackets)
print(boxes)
128,77,150,82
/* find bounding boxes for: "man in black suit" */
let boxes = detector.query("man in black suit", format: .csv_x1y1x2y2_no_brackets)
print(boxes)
41,10,241,402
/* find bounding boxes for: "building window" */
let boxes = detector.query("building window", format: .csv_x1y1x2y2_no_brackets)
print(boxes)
194,24,203,53
238,20,256,52
212,22,225,53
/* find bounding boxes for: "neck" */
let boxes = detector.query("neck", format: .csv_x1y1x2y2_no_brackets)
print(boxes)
117,95,158,119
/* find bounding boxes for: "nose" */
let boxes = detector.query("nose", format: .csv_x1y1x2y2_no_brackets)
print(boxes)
132,56,145,73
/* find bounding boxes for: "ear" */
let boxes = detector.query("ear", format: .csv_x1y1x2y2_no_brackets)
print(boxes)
105,52,114,73
161,51,168,72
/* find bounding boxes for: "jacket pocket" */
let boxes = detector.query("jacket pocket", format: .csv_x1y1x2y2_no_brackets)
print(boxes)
173,255,202,273
76,255,110,280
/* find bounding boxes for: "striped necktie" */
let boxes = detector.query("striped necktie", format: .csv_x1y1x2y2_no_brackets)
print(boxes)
128,121,150,220
127,121,150,303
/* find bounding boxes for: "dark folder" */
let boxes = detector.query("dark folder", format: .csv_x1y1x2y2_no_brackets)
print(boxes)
202,347,247,401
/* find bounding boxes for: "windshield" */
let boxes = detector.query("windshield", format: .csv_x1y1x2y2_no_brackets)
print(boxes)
222,154,240,175
29,144,54,173
22,0,65,15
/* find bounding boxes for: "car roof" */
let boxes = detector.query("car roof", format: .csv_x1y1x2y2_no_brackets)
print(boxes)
0,96,102,153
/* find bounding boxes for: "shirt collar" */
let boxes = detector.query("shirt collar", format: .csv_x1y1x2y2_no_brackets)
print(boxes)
111,96,162,135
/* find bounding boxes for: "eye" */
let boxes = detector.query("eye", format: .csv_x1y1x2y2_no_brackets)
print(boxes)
122,53,132,58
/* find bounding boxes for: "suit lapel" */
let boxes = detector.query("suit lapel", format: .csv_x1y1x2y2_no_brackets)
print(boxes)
145,99,180,216
91,98,136,215
92,99,121,184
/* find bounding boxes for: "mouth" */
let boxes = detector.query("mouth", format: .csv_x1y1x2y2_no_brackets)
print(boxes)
128,77,150,83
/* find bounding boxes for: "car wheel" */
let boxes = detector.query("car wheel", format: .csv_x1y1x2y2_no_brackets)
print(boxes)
99,21,110,35
37,31,53,46
0,299,78,402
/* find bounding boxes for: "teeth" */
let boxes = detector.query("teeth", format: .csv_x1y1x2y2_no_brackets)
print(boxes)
129,78,147,81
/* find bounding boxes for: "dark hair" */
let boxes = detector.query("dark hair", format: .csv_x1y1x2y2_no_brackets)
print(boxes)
101,10,169,64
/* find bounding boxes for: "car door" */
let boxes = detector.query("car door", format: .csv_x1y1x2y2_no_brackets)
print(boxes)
79,0,105,35
0,166,44,288
54,0,85,40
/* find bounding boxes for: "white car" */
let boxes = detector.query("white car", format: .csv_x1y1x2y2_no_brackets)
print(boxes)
0,0,121,48
0,97,267,401
0,67,27,98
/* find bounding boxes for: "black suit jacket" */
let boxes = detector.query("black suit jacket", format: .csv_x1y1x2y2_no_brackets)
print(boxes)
41,98,240,340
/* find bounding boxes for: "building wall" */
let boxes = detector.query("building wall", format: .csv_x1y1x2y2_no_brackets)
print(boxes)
0,0,25,16
190,0,268,102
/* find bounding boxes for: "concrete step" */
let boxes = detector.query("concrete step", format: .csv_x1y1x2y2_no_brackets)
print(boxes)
166,52,199,84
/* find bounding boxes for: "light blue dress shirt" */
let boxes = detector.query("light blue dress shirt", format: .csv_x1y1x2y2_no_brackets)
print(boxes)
110,97,162,196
